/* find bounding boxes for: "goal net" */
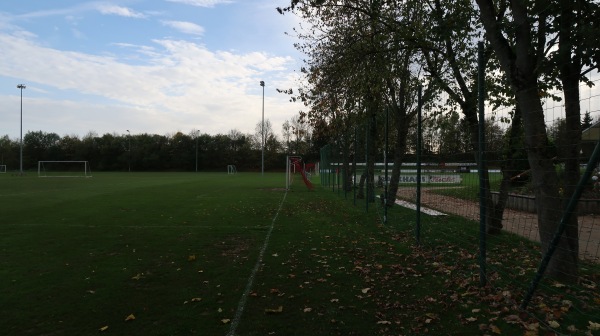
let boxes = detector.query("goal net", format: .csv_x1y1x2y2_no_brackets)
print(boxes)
0,165,6,173
227,165,237,174
286,156,314,190
38,161,92,178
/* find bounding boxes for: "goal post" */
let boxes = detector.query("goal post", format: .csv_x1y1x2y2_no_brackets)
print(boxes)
0,165,6,173
286,156,299,189
227,165,237,174
38,161,92,178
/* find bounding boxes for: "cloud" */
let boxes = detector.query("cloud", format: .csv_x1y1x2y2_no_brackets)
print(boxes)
0,31,302,138
161,21,205,36
95,4,146,18
166,0,233,8
13,3,146,20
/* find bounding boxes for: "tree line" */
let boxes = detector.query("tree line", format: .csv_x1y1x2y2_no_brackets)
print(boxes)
0,117,318,172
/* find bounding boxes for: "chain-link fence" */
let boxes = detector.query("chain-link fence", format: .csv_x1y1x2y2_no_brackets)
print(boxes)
319,48,600,330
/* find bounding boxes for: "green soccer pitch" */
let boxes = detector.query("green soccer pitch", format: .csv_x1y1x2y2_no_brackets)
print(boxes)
1,172,597,335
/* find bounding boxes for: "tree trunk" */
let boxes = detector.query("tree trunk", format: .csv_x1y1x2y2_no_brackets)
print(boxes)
476,0,578,281
496,106,525,229
342,136,353,192
463,94,504,234
555,1,581,282
387,106,410,204
384,67,411,204
357,172,366,199
366,111,377,203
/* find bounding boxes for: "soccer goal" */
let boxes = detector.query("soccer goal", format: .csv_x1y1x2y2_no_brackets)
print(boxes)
0,165,6,173
227,165,237,174
38,161,92,178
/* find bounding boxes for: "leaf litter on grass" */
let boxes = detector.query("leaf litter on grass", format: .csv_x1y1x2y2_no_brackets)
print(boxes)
232,196,599,335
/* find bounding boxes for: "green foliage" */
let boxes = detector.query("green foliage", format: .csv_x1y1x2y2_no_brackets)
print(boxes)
582,111,594,130
0,130,292,172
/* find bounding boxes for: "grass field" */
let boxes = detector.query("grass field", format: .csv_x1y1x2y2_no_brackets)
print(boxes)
1,172,598,335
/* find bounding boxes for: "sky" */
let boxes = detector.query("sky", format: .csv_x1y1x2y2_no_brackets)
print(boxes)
0,0,305,140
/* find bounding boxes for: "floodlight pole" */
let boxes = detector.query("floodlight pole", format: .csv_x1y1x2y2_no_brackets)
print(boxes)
260,80,265,176
17,84,26,175
126,130,131,172
195,129,199,172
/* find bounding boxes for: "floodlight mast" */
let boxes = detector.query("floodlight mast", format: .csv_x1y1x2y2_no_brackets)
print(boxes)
195,129,199,172
260,80,265,176
17,84,26,175
126,129,131,172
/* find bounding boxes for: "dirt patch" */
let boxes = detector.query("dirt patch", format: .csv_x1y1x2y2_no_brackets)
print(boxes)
216,235,252,260
397,187,600,262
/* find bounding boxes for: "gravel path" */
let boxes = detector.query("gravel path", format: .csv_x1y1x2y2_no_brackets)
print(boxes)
396,187,600,262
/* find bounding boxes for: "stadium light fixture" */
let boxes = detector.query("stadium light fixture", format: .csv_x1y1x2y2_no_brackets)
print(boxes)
260,80,265,176
126,130,131,172
17,84,26,175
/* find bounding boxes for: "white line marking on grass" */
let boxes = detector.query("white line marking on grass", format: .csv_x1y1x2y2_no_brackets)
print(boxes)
226,190,288,336
394,199,446,216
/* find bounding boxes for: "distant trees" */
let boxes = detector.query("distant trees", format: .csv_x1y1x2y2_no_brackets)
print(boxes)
0,123,311,172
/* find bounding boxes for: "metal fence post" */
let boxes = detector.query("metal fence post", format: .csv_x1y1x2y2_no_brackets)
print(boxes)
416,85,422,245
477,41,487,287
384,105,389,224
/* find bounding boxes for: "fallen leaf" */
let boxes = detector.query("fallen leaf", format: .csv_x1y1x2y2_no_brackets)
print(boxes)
471,309,480,313
125,314,135,321
303,307,312,313
218,308,223,313
361,288,371,294
131,273,143,280
589,321,600,331
525,322,540,331
425,313,437,319
99,326,109,332
188,255,196,261
503,315,520,324
272,253,279,257
465,317,477,323
548,320,560,328
221,319,231,324
265,306,283,314
376,321,391,325
490,324,501,334
191,297,202,302
582,281,596,289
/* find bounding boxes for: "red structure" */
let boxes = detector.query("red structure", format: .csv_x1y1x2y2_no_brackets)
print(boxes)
290,157,314,190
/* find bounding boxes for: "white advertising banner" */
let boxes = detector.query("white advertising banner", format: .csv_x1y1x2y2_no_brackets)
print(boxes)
396,175,463,184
